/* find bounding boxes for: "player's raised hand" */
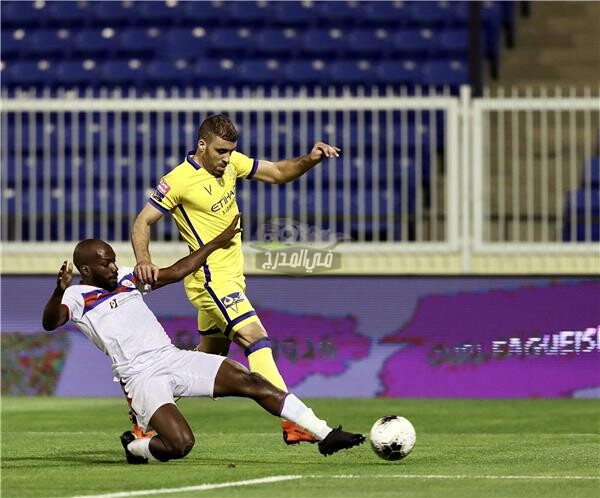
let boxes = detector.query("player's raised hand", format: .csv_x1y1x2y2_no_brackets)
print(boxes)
210,213,242,249
56,260,73,291
135,261,160,285
309,142,341,162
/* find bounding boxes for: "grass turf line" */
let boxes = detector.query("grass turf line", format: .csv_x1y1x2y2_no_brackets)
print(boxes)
2,398,599,498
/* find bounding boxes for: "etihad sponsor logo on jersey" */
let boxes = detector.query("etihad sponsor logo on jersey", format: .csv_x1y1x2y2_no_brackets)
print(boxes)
221,291,246,312
211,189,236,212
151,178,171,203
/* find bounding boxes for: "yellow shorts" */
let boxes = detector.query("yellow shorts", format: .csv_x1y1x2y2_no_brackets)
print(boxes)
184,277,259,339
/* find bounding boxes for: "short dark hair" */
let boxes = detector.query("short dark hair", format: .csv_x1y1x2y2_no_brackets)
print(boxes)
198,114,238,143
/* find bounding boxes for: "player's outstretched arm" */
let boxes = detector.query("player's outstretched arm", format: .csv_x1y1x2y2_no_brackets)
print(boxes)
152,214,242,289
42,261,73,331
251,142,340,184
132,204,164,285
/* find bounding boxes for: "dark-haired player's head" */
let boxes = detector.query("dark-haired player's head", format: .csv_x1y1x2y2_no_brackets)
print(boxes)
196,114,238,178
198,114,238,143
73,239,119,291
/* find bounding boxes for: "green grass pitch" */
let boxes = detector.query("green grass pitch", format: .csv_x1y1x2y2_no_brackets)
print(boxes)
2,397,599,498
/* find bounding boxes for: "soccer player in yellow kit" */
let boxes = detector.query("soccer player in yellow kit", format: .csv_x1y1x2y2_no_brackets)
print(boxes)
132,114,340,444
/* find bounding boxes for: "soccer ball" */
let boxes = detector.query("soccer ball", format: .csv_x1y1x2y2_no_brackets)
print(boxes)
369,415,416,461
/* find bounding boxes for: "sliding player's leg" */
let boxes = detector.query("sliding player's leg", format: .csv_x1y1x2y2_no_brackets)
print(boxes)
121,404,195,464
120,373,197,464
212,357,365,456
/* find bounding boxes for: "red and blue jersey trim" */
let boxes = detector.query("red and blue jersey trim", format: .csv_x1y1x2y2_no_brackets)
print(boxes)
81,272,138,315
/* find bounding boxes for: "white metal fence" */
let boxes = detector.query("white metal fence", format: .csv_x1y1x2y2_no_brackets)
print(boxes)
1,86,598,274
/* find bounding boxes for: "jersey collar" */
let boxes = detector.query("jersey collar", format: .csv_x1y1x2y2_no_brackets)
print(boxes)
186,150,202,170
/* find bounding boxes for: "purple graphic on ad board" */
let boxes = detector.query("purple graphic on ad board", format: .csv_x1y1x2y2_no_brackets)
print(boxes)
379,282,600,398
160,309,371,387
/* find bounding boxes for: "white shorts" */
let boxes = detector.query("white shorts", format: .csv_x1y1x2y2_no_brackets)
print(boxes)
123,348,226,432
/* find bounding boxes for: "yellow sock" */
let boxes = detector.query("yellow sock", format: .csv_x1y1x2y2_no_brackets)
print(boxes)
247,347,288,392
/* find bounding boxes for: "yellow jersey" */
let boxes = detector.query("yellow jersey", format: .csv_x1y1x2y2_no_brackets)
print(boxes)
148,150,258,285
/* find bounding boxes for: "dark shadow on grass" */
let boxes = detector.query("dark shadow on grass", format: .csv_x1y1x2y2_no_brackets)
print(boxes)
2,450,124,468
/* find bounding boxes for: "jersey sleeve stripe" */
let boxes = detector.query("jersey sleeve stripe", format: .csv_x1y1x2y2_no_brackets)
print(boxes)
148,198,170,213
246,159,259,180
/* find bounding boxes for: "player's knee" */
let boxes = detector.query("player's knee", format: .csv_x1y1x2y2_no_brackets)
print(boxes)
165,433,195,459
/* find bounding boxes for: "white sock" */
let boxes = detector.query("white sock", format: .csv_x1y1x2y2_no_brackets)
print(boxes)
127,437,158,461
280,394,332,440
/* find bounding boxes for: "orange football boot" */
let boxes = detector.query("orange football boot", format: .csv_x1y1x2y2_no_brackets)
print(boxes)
282,420,318,445
129,409,155,439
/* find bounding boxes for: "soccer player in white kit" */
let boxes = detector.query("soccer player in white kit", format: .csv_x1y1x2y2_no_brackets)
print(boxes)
42,215,364,463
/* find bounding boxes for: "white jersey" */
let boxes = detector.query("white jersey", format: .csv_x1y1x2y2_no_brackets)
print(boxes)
61,267,175,379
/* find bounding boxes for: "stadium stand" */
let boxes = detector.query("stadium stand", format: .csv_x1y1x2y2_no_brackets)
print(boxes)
1,0,515,91
563,156,600,241
0,0,538,243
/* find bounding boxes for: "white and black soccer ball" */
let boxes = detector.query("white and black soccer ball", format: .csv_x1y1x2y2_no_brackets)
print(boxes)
369,415,416,461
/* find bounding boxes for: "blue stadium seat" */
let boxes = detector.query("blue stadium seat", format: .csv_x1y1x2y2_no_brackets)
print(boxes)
100,59,144,86
90,1,137,26
27,29,74,57
420,60,468,87
145,59,193,86
46,1,91,26
208,27,255,54
117,27,163,56
5,59,55,86
1,29,30,58
226,1,276,24
74,28,120,55
407,1,468,25
314,1,364,25
301,28,347,55
137,1,183,25
164,28,209,59
2,1,48,27
192,58,238,85
182,1,229,25
283,59,328,85
392,29,439,57
375,60,421,85
329,60,376,85
55,60,100,86
346,28,392,56
362,1,410,26
256,29,302,56
273,1,316,26
438,29,469,56
238,59,283,84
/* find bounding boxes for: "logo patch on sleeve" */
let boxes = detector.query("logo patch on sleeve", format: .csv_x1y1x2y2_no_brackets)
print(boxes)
151,178,171,203
157,179,171,195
